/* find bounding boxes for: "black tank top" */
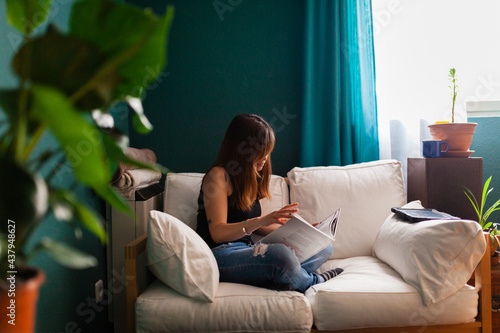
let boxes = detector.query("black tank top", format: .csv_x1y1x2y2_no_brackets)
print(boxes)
196,188,262,249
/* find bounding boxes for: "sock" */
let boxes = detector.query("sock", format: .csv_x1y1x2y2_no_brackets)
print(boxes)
317,268,344,283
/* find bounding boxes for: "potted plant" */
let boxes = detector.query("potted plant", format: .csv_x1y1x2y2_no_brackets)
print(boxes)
464,176,500,264
0,0,173,331
428,68,477,157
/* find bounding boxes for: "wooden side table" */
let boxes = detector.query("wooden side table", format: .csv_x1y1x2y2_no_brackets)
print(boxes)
407,157,483,221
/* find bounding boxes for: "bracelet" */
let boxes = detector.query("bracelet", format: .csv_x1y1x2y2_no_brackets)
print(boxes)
243,219,252,236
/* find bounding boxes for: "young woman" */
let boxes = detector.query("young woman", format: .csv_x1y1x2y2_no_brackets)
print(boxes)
196,113,342,292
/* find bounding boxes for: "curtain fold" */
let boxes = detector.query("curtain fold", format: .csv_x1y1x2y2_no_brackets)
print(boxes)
300,0,379,167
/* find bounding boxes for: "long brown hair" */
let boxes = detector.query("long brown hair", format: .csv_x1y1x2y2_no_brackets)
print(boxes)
209,114,275,211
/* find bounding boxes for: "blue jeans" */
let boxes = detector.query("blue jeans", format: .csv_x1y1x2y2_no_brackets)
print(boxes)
212,242,333,292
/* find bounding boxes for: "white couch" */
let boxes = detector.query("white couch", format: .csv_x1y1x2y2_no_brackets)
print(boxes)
125,159,492,333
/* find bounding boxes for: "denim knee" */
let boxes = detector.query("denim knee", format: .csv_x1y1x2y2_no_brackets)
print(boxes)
255,243,299,270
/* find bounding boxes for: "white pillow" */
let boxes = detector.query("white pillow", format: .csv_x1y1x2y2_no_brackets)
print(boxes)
373,200,486,306
164,173,289,230
287,159,406,259
146,210,219,302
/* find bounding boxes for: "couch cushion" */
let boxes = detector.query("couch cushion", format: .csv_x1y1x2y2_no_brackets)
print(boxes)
146,210,219,302
306,256,479,330
287,159,406,259
136,280,313,333
373,200,486,305
164,173,289,230
164,173,204,230
260,175,289,215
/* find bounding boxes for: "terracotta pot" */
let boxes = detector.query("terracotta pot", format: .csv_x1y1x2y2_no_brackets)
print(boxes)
0,267,45,333
428,122,477,153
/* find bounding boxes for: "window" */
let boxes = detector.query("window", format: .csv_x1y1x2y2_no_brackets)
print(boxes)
373,0,500,159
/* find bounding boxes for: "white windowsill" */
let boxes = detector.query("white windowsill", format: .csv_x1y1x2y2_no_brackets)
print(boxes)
466,101,500,117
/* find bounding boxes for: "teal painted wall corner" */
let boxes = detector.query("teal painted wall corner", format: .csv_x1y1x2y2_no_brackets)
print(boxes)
469,116,500,224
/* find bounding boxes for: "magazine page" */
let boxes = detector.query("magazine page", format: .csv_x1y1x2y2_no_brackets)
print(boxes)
315,208,341,239
258,214,334,263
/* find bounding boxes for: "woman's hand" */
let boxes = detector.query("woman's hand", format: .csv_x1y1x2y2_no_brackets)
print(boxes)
259,203,299,227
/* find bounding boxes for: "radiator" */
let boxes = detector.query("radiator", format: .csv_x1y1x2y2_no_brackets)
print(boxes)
105,183,163,333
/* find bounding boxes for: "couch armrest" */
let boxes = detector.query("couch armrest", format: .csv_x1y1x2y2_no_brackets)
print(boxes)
475,233,492,332
125,233,148,333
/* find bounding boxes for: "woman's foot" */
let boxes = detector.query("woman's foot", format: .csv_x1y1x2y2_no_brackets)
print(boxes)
317,268,344,283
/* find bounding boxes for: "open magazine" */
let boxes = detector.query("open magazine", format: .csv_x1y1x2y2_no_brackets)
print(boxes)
258,208,341,263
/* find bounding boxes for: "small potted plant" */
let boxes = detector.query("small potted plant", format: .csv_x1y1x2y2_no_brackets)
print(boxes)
428,68,477,157
464,176,500,263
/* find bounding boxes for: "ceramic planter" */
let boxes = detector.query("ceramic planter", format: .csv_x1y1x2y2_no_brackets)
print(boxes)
0,268,45,333
428,122,477,157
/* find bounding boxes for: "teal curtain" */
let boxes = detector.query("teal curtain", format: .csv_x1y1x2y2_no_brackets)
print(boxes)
300,0,379,166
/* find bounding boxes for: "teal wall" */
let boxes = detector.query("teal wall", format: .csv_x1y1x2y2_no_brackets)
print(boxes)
0,2,109,332
469,116,500,224
127,0,306,176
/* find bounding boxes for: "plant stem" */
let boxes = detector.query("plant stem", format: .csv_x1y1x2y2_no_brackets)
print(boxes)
22,124,47,161
12,34,32,162
452,84,456,123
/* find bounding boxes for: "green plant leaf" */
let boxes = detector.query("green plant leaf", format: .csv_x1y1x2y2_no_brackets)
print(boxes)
31,85,110,185
6,0,51,35
12,25,119,111
0,89,19,118
69,0,175,99
102,131,169,174
93,183,133,215
0,235,7,263
50,189,107,244
483,198,500,222
35,238,98,269
463,187,480,221
0,235,8,277
31,85,134,215
0,158,48,233
127,97,153,134
480,176,493,218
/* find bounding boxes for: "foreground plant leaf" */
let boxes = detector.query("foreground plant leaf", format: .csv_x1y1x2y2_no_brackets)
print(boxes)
51,189,107,244
13,25,120,110
93,183,133,216
6,0,52,35
34,238,98,269
102,131,169,174
31,85,131,215
31,85,108,183
0,89,19,118
0,158,48,234
70,0,174,98
127,97,153,134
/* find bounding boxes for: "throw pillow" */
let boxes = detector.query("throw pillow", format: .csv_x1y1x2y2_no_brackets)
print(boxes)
146,210,219,302
373,200,486,305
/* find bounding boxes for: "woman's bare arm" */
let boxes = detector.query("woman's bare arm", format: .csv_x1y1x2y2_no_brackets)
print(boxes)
203,167,298,243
